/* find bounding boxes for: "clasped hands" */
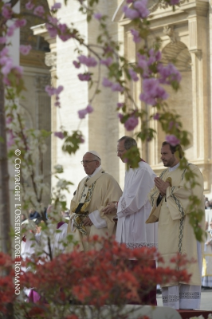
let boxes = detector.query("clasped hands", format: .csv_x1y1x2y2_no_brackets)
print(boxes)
102,202,117,215
83,215,93,226
154,177,170,196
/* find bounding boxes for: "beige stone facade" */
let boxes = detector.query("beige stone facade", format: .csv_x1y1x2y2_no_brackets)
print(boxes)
31,0,211,203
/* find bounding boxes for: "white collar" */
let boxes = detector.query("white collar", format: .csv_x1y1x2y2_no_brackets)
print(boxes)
169,162,180,172
87,165,102,178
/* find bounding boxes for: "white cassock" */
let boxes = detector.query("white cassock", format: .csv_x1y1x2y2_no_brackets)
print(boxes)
116,161,158,249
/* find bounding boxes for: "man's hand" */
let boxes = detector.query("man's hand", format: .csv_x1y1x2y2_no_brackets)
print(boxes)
154,177,170,196
102,202,117,215
83,217,93,226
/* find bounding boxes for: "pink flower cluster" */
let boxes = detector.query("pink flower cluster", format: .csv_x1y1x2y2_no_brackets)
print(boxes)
46,21,73,42
7,129,15,148
78,55,97,67
78,105,93,119
20,45,32,56
25,1,34,10
165,134,180,146
102,78,124,92
6,19,26,37
124,116,139,131
54,132,64,139
140,78,168,105
93,13,102,20
100,57,113,67
51,3,61,11
158,63,182,85
130,29,141,43
45,85,64,107
34,6,45,17
2,3,12,19
170,0,180,4
123,0,149,20
0,47,23,85
78,73,91,81
129,68,139,81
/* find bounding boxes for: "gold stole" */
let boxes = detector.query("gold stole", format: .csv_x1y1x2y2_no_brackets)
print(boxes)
71,169,105,235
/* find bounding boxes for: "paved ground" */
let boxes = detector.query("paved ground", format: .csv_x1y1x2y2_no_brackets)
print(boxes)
157,288,212,311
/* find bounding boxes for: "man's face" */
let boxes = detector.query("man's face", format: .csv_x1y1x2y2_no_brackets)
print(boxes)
161,144,177,167
82,153,100,175
117,140,127,162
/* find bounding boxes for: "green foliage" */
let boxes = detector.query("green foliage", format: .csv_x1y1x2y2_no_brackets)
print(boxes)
62,130,83,155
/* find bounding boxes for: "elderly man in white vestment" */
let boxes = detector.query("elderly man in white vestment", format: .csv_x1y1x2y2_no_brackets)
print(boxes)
68,151,122,251
104,136,158,305
147,141,205,310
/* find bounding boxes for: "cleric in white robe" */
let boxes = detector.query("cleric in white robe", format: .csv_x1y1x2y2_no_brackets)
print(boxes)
104,136,158,305
115,137,158,249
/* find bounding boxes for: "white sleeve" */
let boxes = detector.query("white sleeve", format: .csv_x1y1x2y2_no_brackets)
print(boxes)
117,168,155,218
89,210,107,228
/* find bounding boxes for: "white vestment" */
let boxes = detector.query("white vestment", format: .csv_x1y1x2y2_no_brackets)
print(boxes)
116,161,158,249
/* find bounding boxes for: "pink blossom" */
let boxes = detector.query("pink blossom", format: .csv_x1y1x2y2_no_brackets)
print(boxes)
102,78,112,87
130,29,141,43
137,54,149,77
117,103,124,109
78,55,97,67
0,37,6,44
100,57,113,67
165,134,180,146
13,66,23,76
1,59,13,75
2,4,12,19
15,19,27,28
6,117,13,125
133,0,149,19
0,47,9,57
78,109,87,119
158,63,181,84
7,25,15,37
139,78,168,105
45,85,56,96
111,83,124,92
123,6,139,19
94,13,102,20
129,68,139,81
80,136,85,143
46,24,58,38
51,3,61,10
54,131,64,139
170,0,180,4
48,16,58,25
7,130,15,148
86,105,93,114
124,116,139,131
55,85,64,95
127,0,134,3
34,6,45,17
20,45,31,55
117,113,123,120
153,113,160,120
54,101,61,107
3,77,10,85
78,73,91,81
25,1,34,10
58,23,72,41
73,61,81,69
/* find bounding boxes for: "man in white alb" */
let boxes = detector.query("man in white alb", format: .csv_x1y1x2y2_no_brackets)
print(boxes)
104,136,158,305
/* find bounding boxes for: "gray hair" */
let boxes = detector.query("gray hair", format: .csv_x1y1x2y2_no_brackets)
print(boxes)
118,136,137,150
92,155,101,164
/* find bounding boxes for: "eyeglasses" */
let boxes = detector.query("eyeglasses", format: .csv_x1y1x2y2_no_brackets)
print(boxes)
81,160,97,164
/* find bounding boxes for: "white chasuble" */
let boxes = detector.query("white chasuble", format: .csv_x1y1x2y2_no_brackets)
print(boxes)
116,161,158,249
